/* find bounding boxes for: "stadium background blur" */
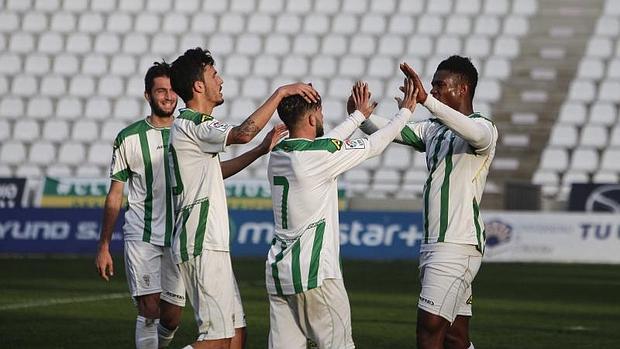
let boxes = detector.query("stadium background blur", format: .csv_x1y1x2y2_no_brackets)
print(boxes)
1,0,619,348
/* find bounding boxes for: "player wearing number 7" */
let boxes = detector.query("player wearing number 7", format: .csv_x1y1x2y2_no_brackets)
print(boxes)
266,75,418,349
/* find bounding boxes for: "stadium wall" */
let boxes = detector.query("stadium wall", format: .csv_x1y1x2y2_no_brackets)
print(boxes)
1,208,619,264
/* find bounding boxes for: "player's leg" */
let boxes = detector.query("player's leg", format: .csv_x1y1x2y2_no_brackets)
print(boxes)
268,293,307,349
178,250,236,349
158,247,186,348
417,309,450,349
444,254,482,349
230,275,247,349
125,240,165,349
304,279,355,349
444,315,470,349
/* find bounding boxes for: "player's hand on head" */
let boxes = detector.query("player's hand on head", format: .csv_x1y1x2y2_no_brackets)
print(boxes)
277,82,320,103
351,81,377,118
395,78,418,111
95,247,114,281
260,124,288,154
400,62,427,103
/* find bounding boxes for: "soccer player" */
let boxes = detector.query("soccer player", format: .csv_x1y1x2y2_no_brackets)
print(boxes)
168,47,318,349
266,77,418,349
95,62,186,349
359,56,498,349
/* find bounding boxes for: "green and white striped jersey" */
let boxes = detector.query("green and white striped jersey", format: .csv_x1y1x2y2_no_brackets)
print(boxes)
399,113,498,253
169,108,233,264
109,118,174,247
266,136,380,295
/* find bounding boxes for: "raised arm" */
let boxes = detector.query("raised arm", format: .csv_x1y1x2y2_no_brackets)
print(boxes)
221,125,287,178
95,180,124,281
400,62,493,152
326,82,377,140
226,83,319,145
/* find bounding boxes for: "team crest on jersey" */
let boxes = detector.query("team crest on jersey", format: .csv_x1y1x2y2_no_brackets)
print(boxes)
142,275,151,287
209,120,230,132
331,139,342,150
344,139,365,150
201,114,213,123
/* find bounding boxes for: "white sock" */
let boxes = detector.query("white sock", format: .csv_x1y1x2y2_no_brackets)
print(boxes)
468,342,475,349
157,323,178,348
136,315,159,349
181,346,193,349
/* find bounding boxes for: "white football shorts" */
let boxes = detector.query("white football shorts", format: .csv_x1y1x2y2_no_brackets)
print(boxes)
124,239,186,307
179,250,246,341
418,243,482,323
268,278,355,349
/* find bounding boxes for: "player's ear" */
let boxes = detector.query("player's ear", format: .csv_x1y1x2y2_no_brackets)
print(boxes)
144,91,151,103
193,79,205,94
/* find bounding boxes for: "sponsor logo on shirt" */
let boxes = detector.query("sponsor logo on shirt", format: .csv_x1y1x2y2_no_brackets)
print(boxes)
209,120,231,132
344,139,365,150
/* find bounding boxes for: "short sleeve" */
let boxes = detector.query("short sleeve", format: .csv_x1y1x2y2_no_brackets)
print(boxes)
110,136,130,182
193,118,233,153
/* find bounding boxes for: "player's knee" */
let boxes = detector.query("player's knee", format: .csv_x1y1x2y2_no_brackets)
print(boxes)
137,294,160,318
444,332,469,349
160,303,182,329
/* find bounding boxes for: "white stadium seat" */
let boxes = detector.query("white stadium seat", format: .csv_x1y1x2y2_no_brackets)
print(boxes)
114,98,142,121
378,36,405,57
47,164,73,177
314,0,340,14
174,0,200,12
580,125,608,149
593,171,618,183
247,14,273,34
360,14,386,34
24,54,51,76
493,37,520,58
342,0,367,14
26,97,53,119
13,120,40,142
504,15,529,36
594,16,619,37
484,57,511,79
110,55,136,77
58,142,86,165
292,35,320,56
455,0,481,14
69,76,95,97
98,76,124,98
577,58,605,80
549,124,578,148
568,80,596,103
321,99,345,122
56,98,82,119
512,0,538,15
436,36,463,56
202,0,228,13
53,54,79,76
598,80,620,102
135,13,160,33
281,56,308,77
474,16,501,36
146,0,172,12
91,0,116,12
350,35,376,57
427,0,453,14
231,0,255,13
417,15,443,35
286,0,311,13
446,16,472,35
609,127,620,146
179,34,207,52
585,37,613,58
163,13,188,34
0,12,20,32
72,120,99,142
191,14,217,34
106,13,132,33
122,33,150,55
570,148,599,172
343,168,371,193
539,147,569,171
22,12,48,32
275,14,302,34
64,0,88,12
78,12,104,33
85,97,112,120
0,96,25,119
77,165,104,178
66,33,92,54
321,35,348,56
464,36,491,57
252,55,280,77
43,120,70,142
332,14,358,35
11,75,38,96
0,120,10,141
16,164,43,178
339,57,365,78
237,34,263,56
94,33,121,54
9,32,35,53
88,142,112,166
303,14,330,34
589,102,617,126
558,102,587,125
241,77,269,99
310,56,337,78
82,54,108,76
368,57,395,78
50,12,76,33
383,146,412,170
328,78,354,99
151,34,177,55
101,120,126,142
600,148,620,171
0,141,26,165
389,14,415,34
29,141,56,165
0,54,21,75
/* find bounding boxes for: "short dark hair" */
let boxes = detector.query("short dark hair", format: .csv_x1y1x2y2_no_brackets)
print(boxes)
437,55,478,101
144,61,171,94
277,94,322,130
170,47,215,103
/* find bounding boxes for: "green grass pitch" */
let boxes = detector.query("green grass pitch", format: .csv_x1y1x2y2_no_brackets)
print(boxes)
1,257,619,348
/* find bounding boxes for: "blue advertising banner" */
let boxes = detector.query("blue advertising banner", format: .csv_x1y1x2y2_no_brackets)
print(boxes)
0,208,423,259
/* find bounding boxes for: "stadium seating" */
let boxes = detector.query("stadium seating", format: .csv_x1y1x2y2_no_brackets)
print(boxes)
2,0,615,208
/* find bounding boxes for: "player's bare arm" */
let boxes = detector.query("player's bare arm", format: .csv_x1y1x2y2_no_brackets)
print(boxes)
95,180,124,281
221,124,288,179
226,83,318,145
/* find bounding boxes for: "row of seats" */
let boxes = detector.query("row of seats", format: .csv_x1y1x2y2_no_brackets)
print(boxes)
548,124,620,149
539,147,620,173
0,119,130,143
0,12,532,37
1,0,538,16
559,101,620,126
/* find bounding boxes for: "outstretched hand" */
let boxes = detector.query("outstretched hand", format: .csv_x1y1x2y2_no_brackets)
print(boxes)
95,246,114,281
400,62,427,103
395,78,418,111
259,124,288,154
350,81,377,118
277,83,320,103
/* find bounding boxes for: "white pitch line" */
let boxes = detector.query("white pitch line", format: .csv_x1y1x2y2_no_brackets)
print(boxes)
0,292,129,311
